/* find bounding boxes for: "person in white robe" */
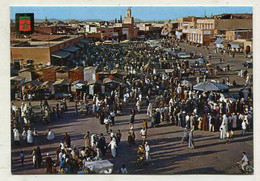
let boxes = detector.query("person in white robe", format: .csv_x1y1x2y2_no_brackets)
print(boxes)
32,148,36,167
241,120,247,136
13,127,20,145
147,103,153,117
21,127,27,141
108,137,117,158
138,94,142,102
196,77,200,84
91,134,97,148
219,123,226,139
123,93,128,103
27,128,33,144
231,113,237,129
136,99,141,112
222,114,228,133
11,102,17,115
145,142,151,161
60,142,65,150
47,129,55,140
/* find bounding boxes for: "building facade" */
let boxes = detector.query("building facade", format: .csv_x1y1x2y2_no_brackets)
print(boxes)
11,35,85,67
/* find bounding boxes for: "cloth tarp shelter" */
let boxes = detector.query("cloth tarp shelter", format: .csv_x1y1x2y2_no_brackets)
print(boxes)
120,40,130,44
165,69,174,73
97,71,110,75
103,77,125,85
72,80,87,85
51,51,71,59
80,39,90,44
41,81,54,89
23,81,42,86
62,45,79,53
231,43,241,49
53,79,70,86
103,40,118,45
75,42,84,48
11,76,25,85
87,80,102,86
214,38,224,44
216,44,224,48
193,81,229,92
110,69,127,76
22,81,43,92
95,41,102,46
181,80,192,87
84,160,113,174
198,58,205,63
72,80,87,89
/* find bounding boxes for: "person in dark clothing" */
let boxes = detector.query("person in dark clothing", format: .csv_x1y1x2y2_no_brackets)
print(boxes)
99,111,105,125
63,132,71,148
45,153,53,174
130,113,135,126
155,110,161,126
43,99,49,109
97,134,107,158
35,146,42,168
116,130,122,145
56,103,61,118
131,107,136,117
50,107,56,121
56,145,61,164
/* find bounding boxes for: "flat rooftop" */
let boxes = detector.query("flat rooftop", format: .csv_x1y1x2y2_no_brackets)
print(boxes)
11,35,84,48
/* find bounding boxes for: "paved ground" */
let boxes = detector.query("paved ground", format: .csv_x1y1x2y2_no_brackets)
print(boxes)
11,100,253,174
11,42,253,174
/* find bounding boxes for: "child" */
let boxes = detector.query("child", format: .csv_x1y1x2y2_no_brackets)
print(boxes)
19,151,24,166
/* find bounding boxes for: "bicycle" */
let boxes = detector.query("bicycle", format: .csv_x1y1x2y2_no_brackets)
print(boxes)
236,161,254,174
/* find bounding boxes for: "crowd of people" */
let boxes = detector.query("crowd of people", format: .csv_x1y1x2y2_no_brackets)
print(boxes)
11,37,253,174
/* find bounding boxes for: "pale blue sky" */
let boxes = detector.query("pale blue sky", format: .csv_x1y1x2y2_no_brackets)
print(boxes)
10,6,252,21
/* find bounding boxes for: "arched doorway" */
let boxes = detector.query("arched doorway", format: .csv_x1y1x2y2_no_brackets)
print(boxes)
246,45,251,54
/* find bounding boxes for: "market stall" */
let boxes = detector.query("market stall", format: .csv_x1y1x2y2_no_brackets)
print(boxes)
193,81,229,92
84,160,113,174
53,79,71,99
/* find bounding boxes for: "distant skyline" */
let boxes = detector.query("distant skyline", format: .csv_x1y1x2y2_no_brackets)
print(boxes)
10,6,252,21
